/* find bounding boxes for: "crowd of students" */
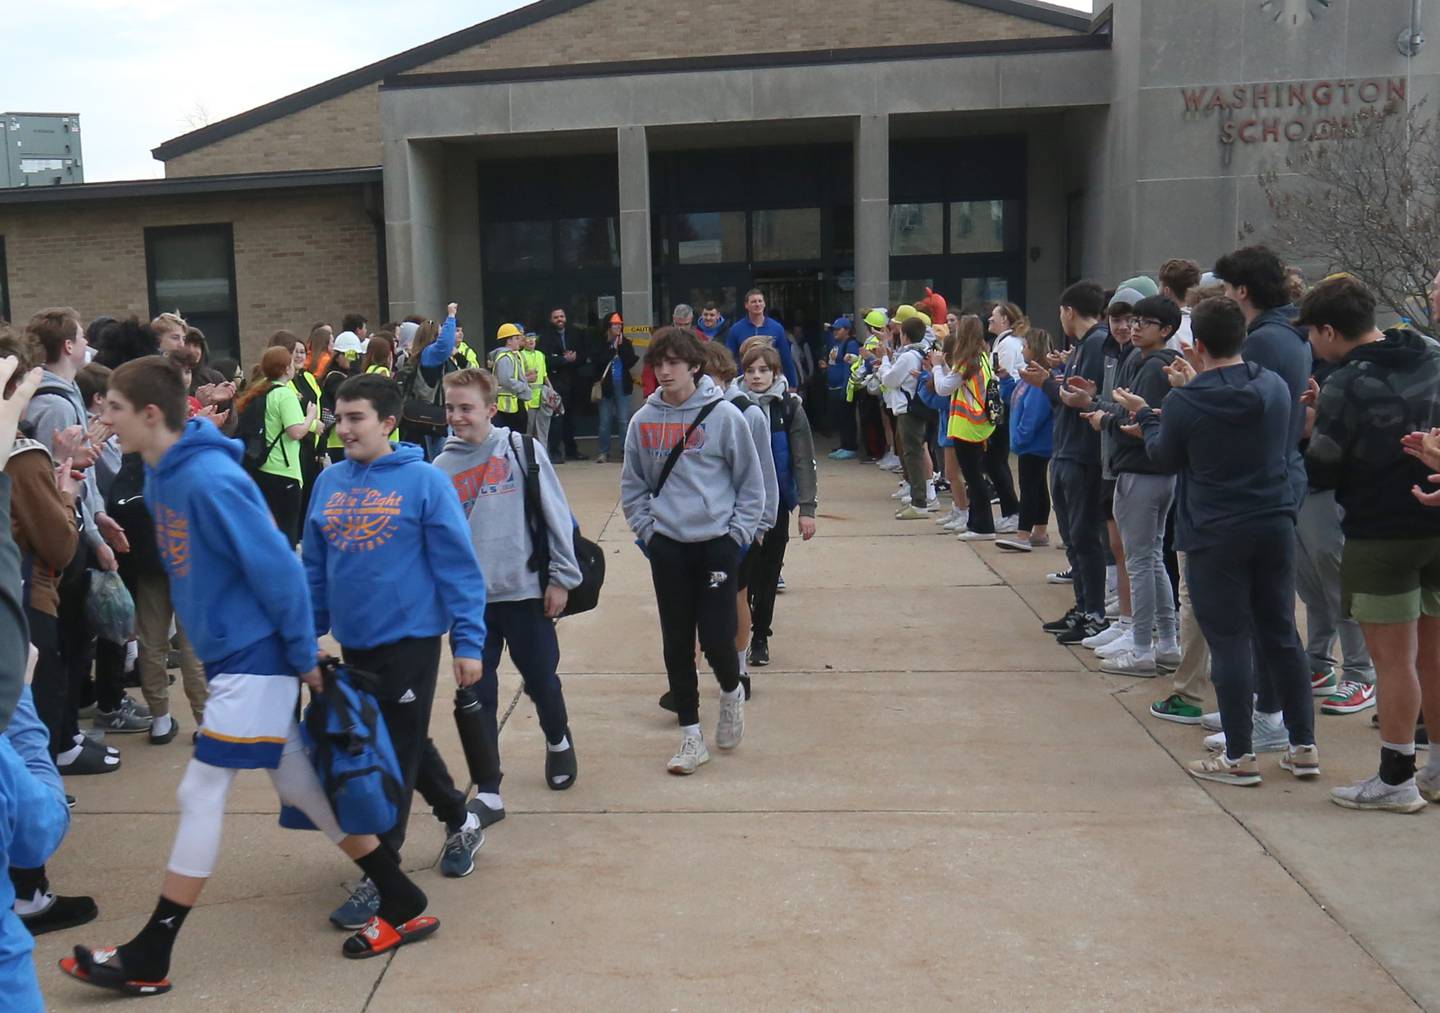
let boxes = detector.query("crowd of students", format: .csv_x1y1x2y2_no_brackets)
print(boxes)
3,245,1440,1003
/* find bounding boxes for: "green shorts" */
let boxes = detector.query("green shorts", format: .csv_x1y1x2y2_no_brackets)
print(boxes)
1341,536,1440,624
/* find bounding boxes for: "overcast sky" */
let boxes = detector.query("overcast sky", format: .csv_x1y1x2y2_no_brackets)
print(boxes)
8,0,1093,182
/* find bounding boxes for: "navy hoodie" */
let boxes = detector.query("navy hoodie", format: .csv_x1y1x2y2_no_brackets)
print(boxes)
1138,361,1295,551
302,442,488,658
1243,306,1312,507
144,419,316,677
1045,322,1109,465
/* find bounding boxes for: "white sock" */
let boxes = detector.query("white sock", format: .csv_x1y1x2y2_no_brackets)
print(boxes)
13,889,53,917
547,735,570,752
1382,739,1417,756
738,648,748,676
460,810,480,833
1114,616,1133,629
925,483,935,501
475,792,504,810
682,723,702,739
55,745,82,766
151,713,173,737
720,685,743,702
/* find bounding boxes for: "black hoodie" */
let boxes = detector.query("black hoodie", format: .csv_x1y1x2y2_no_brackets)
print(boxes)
1138,361,1295,552
1305,328,1440,539
1104,346,1180,476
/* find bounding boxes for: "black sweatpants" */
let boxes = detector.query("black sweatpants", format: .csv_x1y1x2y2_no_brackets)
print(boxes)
1017,453,1052,532
58,563,123,713
983,426,1020,519
26,607,75,756
954,440,997,534
749,511,791,641
828,388,856,450
1186,523,1313,759
473,599,568,795
647,533,742,727
255,470,302,546
341,635,467,860
1051,458,1105,616
496,406,527,434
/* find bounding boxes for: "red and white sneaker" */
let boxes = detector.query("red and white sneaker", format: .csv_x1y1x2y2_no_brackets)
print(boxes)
1310,670,1338,696
1321,680,1376,716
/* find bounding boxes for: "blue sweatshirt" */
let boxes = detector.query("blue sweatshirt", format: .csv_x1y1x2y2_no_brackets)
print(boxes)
0,694,69,1013
146,419,317,677
725,316,798,386
1010,382,1054,457
1138,361,1296,551
421,314,457,368
825,337,859,389
697,315,728,342
303,443,488,658
1243,306,1312,508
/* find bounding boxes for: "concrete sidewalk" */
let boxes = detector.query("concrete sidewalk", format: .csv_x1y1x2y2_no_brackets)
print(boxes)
37,454,1427,1011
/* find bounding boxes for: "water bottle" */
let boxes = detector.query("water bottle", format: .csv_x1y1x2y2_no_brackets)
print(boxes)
454,686,500,788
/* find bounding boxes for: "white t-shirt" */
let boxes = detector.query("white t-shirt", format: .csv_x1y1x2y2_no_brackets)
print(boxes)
1167,309,1193,352
994,332,1027,378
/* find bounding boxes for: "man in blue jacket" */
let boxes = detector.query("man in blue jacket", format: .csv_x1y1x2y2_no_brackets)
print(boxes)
305,372,489,928
63,358,436,998
823,318,859,457
725,289,799,386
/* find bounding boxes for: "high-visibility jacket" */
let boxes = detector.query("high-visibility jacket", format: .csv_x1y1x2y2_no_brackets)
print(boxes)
947,354,997,444
494,349,525,414
452,343,481,370
520,348,547,409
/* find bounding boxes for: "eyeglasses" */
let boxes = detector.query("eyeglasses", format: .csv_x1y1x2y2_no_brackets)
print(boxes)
1135,318,1164,329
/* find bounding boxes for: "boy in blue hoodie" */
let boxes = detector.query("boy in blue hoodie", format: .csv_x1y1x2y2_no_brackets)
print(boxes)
64,357,436,998
304,372,488,926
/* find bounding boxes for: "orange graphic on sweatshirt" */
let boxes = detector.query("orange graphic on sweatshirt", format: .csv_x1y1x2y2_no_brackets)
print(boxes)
320,487,403,553
154,505,191,578
637,421,708,457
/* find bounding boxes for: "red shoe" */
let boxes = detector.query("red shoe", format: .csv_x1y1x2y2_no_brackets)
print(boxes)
59,948,172,996
1310,670,1339,696
342,915,440,959
1321,680,1377,716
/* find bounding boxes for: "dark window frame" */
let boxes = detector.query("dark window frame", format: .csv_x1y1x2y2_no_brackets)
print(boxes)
0,236,10,324
143,223,240,359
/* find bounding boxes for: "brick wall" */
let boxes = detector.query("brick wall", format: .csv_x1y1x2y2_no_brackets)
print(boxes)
0,187,379,366
160,0,1077,177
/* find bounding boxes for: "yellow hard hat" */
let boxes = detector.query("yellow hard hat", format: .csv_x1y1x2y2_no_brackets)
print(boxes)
894,304,918,323
496,323,524,342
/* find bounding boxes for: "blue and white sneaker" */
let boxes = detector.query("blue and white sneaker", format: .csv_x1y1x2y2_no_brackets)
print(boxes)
329,879,380,930
440,812,484,878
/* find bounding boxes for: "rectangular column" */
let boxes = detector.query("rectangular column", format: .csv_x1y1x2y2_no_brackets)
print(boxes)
853,114,889,315
617,125,654,328
383,139,444,320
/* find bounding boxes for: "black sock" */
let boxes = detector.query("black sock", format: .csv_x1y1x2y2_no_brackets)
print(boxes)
116,896,190,981
1379,746,1417,786
355,849,426,927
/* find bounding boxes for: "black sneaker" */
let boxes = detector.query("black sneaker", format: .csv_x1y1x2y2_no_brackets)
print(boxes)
20,893,98,935
1041,608,1082,634
466,795,506,829
748,637,770,667
1058,617,1107,645
659,691,678,713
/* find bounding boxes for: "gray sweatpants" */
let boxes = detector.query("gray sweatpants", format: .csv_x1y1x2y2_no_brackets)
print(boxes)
1295,489,1374,684
1114,472,1178,654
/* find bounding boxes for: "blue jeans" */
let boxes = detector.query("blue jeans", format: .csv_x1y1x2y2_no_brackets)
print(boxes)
597,388,632,456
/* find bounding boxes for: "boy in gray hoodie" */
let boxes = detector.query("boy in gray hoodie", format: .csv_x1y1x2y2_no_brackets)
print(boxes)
621,327,764,775
433,368,581,824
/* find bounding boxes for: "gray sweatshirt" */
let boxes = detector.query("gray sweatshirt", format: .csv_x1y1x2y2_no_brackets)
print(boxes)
433,426,582,603
743,375,819,518
24,370,103,549
493,348,532,404
621,376,765,547
725,383,779,533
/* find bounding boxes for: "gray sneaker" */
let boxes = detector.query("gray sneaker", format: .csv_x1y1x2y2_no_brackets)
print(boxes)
119,694,152,720
1201,710,1223,733
1416,765,1440,803
1330,774,1427,813
440,814,484,878
329,879,380,930
667,734,710,775
93,705,152,734
1204,711,1289,754
716,689,745,750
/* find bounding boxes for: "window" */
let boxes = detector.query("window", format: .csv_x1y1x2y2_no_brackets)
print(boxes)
960,277,1010,306
483,220,553,272
0,237,9,324
889,203,944,256
752,208,821,262
949,200,1012,255
557,217,619,270
144,224,238,360
668,212,746,264
889,278,935,308
19,158,66,174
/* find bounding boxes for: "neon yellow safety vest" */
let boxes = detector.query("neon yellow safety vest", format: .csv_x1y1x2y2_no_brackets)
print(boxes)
947,354,997,444
495,349,524,414
521,348,547,409
453,344,480,370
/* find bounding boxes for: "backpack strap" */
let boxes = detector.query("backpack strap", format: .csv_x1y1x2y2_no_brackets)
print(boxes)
511,433,550,592
654,400,720,498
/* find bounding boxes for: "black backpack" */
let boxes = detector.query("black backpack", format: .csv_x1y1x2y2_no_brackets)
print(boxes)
238,387,286,473
512,433,604,616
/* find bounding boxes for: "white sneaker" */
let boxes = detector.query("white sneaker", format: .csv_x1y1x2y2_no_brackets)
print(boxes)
925,483,936,504
1093,630,1136,659
1105,597,1121,619
958,530,994,541
1204,711,1290,753
995,514,1019,534
1330,774,1426,813
1099,649,1158,677
935,506,960,525
1201,711,1222,733
716,690,745,750
943,515,969,533
878,453,902,471
1415,765,1440,802
667,734,710,775
1155,642,1182,670
1081,621,1129,650
892,483,910,500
